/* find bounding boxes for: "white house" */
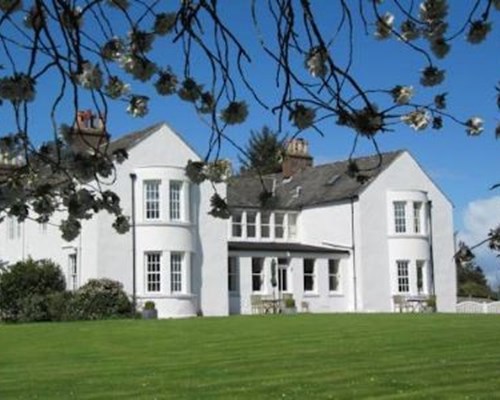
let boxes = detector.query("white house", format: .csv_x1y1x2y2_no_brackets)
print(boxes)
227,139,456,314
0,123,457,317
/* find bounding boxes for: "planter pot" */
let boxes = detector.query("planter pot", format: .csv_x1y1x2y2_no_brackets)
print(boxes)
142,309,158,319
282,307,297,315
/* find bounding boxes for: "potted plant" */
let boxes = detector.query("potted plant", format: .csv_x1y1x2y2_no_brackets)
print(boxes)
283,297,297,314
142,301,158,319
425,295,437,313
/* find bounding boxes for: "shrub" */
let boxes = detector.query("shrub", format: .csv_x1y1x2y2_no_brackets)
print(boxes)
0,258,66,322
46,291,77,322
71,278,132,320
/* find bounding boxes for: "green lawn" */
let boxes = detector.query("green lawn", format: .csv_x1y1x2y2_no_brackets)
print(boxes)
1,314,500,399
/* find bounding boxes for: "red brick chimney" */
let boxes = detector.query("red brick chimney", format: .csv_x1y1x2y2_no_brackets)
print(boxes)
282,138,313,178
72,110,108,153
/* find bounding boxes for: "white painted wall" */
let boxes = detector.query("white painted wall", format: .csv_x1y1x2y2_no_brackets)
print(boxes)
0,123,229,319
358,151,456,312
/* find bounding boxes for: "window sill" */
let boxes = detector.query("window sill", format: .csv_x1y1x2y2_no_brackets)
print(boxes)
141,293,196,299
328,292,344,297
387,233,428,239
229,237,299,242
138,221,193,228
303,293,319,298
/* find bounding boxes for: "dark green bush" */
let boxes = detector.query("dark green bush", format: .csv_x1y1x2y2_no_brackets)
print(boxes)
0,258,66,322
46,291,77,322
71,278,132,320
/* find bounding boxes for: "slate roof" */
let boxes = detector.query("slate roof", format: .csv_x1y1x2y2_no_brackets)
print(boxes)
106,122,165,154
227,150,404,210
228,241,349,255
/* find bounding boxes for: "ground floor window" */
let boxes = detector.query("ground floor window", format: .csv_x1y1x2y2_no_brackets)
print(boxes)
68,253,78,290
416,260,426,294
303,258,315,292
252,258,264,292
228,257,239,293
278,258,289,292
328,259,340,292
396,260,410,293
146,252,162,293
170,252,183,293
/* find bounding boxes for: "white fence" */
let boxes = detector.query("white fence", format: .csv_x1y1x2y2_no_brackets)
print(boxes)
456,301,500,314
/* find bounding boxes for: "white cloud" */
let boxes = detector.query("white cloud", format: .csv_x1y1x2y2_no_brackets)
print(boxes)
459,196,500,286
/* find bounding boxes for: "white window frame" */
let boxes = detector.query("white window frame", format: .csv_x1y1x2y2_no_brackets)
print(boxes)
145,252,162,293
328,259,341,292
274,212,285,239
278,258,290,293
68,253,78,290
303,259,316,293
144,180,161,220
260,212,271,239
413,202,422,234
393,201,406,233
396,260,410,293
7,217,21,240
169,181,182,221
231,212,243,238
246,211,257,238
416,260,426,294
287,213,298,240
170,252,183,293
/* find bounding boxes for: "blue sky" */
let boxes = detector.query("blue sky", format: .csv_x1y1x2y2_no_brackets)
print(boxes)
2,2,499,283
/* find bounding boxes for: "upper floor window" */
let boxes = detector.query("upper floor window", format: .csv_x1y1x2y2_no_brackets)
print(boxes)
288,213,298,239
261,212,270,238
246,212,256,238
396,260,410,293
328,259,340,292
303,259,316,292
413,202,422,234
231,210,298,240
274,213,285,239
169,181,182,221
170,252,183,293
146,252,161,293
144,180,160,220
232,212,243,237
393,201,406,233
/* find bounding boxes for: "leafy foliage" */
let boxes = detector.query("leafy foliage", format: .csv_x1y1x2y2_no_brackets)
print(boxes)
239,126,285,175
457,260,497,299
70,278,132,320
0,258,66,322
0,1,497,249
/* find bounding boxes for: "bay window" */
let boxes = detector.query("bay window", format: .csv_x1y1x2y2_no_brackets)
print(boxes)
396,260,410,293
170,252,183,293
393,201,406,233
144,180,161,220
169,181,182,221
146,252,161,293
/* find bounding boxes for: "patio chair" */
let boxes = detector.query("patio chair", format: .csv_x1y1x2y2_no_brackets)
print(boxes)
393,295,411,313
300,301,310,313
251,294,264,314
